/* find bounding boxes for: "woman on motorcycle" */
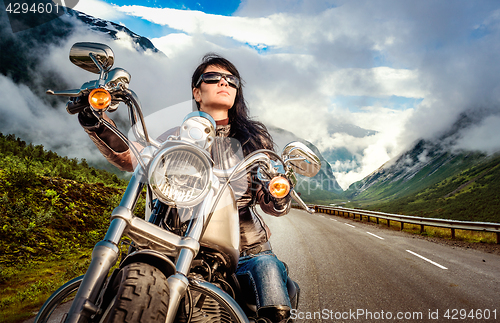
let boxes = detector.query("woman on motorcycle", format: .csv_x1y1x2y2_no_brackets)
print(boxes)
79,53,293,323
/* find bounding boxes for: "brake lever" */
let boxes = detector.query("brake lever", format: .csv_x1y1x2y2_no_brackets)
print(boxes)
47,80,100,98
46,89,83,97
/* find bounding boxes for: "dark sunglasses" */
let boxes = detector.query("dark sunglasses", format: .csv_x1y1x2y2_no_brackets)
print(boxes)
196,72,240,89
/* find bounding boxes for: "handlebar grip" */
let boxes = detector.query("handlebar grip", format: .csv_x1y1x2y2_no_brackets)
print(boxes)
66,96,89,115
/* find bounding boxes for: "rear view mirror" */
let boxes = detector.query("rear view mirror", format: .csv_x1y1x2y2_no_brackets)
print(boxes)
281,141,321,177
69,42,114,74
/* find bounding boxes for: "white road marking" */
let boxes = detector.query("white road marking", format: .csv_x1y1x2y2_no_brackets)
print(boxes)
344,223,355,228
406,250,448,270
330,218,338,222
366,232,384,240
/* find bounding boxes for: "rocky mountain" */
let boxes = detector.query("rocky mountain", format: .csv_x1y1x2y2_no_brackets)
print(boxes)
0,7,160,92
0,6,165,175
344,112,491,204
67,9,160,53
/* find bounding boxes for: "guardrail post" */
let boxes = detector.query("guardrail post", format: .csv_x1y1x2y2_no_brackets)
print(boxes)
376,218,379,224
451,228,456,239
387,219,390,227
400,222,404,231
420,225,424,233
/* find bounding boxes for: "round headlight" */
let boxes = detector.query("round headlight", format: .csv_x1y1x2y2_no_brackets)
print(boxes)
148,144,212,207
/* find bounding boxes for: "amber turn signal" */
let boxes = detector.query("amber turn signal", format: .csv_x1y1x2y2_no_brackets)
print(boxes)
88,88,111,110
268,176,290,199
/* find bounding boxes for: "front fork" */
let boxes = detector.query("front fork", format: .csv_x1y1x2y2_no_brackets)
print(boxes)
163,190,214,323
63,168,211,323
64,170,145,323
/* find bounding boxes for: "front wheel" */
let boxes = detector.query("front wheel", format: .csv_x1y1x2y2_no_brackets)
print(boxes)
34,275,83,323
105,262,169,323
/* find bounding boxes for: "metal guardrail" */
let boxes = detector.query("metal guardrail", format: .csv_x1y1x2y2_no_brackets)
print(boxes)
308,205,500,244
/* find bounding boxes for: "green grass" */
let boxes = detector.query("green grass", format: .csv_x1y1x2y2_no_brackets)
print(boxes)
0,251,91,323
0,133,145,323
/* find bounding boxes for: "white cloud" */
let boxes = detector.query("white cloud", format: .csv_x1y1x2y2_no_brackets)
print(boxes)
4,0,500,191
0,73,96,160
116,5,291,48
73,0,126,21
453,115,500,154
0,16,196,163
152,33,195,58
319,105,414,189
321,67,425,98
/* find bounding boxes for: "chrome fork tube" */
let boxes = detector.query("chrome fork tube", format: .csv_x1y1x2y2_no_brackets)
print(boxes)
164,190,213,323
64,171,145,323
175,190,213,275
64,241,119,323
118,167,147,211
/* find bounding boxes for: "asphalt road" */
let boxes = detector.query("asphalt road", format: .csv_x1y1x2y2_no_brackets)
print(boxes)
264,207,500,322
27,207,500,323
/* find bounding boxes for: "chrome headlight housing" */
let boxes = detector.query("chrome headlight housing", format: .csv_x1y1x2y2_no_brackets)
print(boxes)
148,143,213,207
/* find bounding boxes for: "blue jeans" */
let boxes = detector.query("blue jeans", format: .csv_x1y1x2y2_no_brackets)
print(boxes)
235,250,291,310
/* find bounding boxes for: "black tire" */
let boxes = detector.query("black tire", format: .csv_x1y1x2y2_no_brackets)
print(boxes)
106,262,169,323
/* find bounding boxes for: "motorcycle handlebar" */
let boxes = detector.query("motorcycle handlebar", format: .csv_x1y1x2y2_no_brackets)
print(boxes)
66,96,89,115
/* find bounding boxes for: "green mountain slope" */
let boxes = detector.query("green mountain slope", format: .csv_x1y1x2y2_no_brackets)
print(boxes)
0,133,137,263
367,153,500,223
0,134,145,322
345,139,486,204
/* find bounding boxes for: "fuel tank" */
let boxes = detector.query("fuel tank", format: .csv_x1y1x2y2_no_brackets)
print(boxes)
200,185,240,272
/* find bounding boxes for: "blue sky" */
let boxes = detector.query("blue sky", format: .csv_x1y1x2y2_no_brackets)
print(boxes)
89,0,242,38
105,0,241,15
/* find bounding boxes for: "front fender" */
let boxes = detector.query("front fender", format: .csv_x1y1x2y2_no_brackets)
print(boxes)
120,249,176,278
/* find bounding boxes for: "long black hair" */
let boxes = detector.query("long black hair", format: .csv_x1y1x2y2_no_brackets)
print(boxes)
192,53,275,156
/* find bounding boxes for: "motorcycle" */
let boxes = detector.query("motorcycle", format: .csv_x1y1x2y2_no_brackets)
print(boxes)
37,42,321,323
